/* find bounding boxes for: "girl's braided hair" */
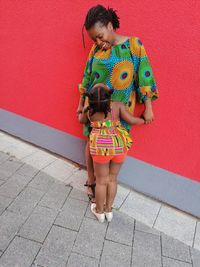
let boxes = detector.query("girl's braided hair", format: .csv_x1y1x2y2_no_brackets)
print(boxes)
84,85,114,118
82,5,120,47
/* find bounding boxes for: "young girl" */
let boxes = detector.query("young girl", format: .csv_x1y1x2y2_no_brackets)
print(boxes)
78,83,144,223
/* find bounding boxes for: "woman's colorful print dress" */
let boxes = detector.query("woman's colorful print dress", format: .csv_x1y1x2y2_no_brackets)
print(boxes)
78,36,159,135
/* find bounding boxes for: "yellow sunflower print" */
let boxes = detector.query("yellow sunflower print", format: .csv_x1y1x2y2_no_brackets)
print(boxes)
94,48,112,60
110,60,134,90
129,37,146,57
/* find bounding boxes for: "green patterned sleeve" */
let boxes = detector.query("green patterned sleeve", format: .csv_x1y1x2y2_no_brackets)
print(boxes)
132,37,159,103
78,44,96,95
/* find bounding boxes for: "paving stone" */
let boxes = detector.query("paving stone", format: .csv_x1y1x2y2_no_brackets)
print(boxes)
85,204,96,220
0,157,23,178
35,256,67,267
16,163,39,179
9,172,35,186
0,195,13,215
39,181,71,210
154,205,196,246
113,184,130,209
42,159,75,182
0,210,25,251
0,236,40,267
0,174,27,198
7,186,44,218
135,221,160,236
161,233,191,263
29,171,55,192
22,150,57,169
100,240,132,267
194,221,200,250
0,152,9,164
120,190,161,227
0,134,17,148
190,247,200,267
19,205,58,243
72,217,107,259
55,198,88,231
106,210,134,246
162,257,192,267
35,225,76,266
2,142,38,160
68,169,87,190
69,187,89,202
132,230,162,267
0,135,18,151
67,252,99,267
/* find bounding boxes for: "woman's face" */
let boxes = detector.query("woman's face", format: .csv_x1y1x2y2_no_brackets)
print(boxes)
87,22,114,50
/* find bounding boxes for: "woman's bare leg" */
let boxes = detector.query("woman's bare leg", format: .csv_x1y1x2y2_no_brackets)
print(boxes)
85,141,96,198
105,161,123,212
93,161,110,213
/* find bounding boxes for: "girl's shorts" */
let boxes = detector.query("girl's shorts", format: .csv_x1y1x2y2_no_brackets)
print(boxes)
92,153,127,164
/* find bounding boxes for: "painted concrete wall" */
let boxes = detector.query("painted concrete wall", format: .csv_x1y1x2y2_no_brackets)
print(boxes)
0,1,199,181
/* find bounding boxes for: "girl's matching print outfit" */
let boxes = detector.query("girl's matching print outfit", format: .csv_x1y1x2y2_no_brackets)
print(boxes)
89,107,132,161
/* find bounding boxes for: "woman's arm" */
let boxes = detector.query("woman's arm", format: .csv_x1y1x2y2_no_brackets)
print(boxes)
77,44,96,114
78,106,89,124
119,103,145,125
77,95,85,114
143,98,154,124
130,37,158,123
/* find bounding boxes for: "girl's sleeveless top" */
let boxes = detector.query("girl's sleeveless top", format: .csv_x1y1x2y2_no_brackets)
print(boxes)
89,109,132,157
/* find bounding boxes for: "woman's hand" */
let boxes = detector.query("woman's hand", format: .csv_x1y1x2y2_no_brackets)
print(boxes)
143,98,154,124
142,108,154,124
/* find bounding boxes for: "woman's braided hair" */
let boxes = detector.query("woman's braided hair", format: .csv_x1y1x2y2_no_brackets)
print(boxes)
82,5,120,47
84,85,114,118
84,5,120,30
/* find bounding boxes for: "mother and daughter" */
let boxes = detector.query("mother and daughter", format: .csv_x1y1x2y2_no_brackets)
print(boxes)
77,5,158,223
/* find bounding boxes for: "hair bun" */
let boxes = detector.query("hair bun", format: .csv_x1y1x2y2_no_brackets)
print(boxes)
107,7,120,29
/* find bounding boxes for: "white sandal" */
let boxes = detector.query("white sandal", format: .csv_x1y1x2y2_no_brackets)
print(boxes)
105,211,113,222
91,203,105,223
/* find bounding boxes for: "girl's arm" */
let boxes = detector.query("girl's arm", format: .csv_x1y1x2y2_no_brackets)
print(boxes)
119,103,145,125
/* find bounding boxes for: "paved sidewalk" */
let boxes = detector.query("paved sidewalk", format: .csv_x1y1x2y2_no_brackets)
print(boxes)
0,132,200,266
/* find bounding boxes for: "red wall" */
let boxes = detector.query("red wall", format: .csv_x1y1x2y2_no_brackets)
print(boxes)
0,1,199,181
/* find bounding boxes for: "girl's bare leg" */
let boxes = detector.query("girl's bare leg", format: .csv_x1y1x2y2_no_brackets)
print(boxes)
93,161,110,213
105,161,123,212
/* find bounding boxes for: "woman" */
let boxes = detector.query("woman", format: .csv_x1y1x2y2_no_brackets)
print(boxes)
77,4,159,201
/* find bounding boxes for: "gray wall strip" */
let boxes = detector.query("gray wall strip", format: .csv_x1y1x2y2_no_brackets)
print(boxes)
0,108,200,218
0,109,85,165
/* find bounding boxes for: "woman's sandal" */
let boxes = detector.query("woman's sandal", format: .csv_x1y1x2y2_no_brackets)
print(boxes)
84,182,96,203
84,181,88,187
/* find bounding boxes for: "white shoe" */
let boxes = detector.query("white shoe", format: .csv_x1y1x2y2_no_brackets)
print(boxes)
105,211,113,222
91,203,105,223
